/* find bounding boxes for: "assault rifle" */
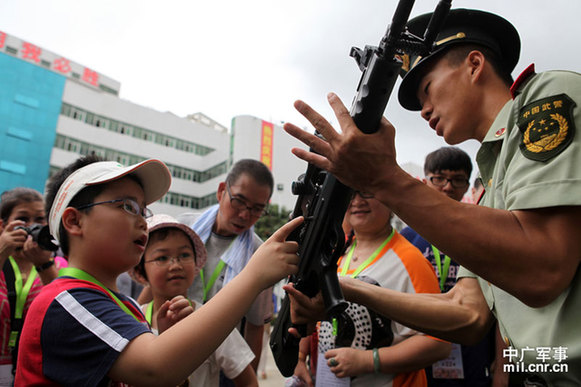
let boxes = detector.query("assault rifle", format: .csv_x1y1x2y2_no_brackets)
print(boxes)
270,0,452,377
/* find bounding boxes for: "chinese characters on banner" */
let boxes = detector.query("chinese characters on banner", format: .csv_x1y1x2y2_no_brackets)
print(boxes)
82,67,99,86
22,42,41,62
260,121,274,170
53,57,72,74
5,36,100,88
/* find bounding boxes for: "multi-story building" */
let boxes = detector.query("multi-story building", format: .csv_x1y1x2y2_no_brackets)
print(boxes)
0,30,306,217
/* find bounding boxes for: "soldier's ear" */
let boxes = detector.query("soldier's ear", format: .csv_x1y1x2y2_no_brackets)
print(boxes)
466,50,485,81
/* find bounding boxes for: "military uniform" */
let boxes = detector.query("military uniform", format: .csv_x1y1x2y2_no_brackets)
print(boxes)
397,8,581,386
459,64,581,385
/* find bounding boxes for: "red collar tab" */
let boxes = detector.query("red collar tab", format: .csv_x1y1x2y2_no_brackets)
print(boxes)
510,64,536,99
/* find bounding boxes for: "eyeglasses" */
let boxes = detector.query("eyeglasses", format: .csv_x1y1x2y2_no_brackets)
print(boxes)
145,253,196,267
226,184,269,217
351,190,374,200
428,176,469,189
76,198,153,219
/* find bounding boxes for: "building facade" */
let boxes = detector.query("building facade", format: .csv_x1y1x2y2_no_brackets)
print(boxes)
1,30,307,218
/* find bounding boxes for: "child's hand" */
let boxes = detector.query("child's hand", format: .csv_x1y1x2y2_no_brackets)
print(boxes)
0,220,27,259
245,216,303,289
156,295,195,334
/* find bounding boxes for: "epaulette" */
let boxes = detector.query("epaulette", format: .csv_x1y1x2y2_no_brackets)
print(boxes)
510,64,536,99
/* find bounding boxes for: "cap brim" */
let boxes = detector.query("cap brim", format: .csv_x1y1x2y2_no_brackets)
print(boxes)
86,159,171,205
398,48,448,111
397,8,520,111
49,159,172,243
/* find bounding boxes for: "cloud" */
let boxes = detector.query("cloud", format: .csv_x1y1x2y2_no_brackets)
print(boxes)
1,0,580,177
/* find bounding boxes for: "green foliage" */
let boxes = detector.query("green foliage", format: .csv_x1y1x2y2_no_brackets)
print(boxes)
254,204,292,240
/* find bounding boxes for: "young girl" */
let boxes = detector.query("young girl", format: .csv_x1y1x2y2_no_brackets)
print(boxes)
134,214,258,386
0,187,67,383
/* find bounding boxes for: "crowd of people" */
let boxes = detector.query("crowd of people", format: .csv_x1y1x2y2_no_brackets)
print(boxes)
0,6,579,387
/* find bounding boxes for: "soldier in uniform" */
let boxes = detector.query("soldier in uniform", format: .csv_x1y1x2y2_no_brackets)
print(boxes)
283,8,581,385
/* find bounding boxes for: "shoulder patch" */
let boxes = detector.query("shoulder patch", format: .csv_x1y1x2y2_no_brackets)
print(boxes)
517,93,576,161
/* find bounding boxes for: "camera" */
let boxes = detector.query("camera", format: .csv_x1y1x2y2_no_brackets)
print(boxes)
14,224,59,252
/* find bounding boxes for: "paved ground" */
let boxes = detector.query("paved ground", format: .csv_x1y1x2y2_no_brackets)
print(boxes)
258,349,287,387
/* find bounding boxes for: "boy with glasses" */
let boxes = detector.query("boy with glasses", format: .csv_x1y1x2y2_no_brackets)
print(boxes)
16,155,301,385
401,147,495,386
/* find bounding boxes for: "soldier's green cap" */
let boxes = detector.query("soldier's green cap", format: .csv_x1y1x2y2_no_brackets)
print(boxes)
398,8,521,111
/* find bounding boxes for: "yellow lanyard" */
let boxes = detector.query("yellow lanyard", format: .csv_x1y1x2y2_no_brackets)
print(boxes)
145,301,154,325
199,238,236,303
59,267,141,321
8,257,37,319
8,257,37,347
431,245,451,292
339,229,395,278
199,260,226,303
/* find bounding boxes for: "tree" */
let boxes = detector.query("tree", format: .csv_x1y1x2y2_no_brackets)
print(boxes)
254,204,292,240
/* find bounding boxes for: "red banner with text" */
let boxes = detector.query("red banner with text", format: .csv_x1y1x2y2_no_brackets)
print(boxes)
260,121,273,170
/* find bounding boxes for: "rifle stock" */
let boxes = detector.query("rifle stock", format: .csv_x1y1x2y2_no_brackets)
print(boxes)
270,0,451,377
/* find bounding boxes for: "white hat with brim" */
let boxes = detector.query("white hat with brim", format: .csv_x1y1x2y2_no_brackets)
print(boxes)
49,159,172,243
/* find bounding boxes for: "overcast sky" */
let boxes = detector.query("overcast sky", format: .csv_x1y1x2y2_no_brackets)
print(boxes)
2,0,580,179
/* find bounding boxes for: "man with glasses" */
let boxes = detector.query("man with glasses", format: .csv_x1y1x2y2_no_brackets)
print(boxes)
185,159,274,380
401,147,496,386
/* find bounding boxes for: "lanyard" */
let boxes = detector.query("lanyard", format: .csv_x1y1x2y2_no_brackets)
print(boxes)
8,257,37,347
199,238,236,303
431,245,451,292
59,267,141,322
199,260,226,303
339,229,395,278
8,257,37,319
145,301,154,325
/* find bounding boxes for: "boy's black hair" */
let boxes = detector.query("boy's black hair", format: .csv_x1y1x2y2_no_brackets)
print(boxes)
44,154,106,255
0,187,43,222
134,228,196,281
424,147,473,177
225,159,274,198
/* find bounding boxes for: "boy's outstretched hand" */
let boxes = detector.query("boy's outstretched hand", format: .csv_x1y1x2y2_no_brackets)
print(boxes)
157,295,195,334
245,216,303,290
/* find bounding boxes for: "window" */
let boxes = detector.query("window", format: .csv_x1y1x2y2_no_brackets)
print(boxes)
61,104,71,116
109,120,118,132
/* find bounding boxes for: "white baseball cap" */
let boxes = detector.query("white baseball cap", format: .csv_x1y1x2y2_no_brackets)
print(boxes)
49,159,171,243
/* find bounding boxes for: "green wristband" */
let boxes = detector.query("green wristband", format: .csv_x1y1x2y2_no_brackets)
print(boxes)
372,348,380,374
